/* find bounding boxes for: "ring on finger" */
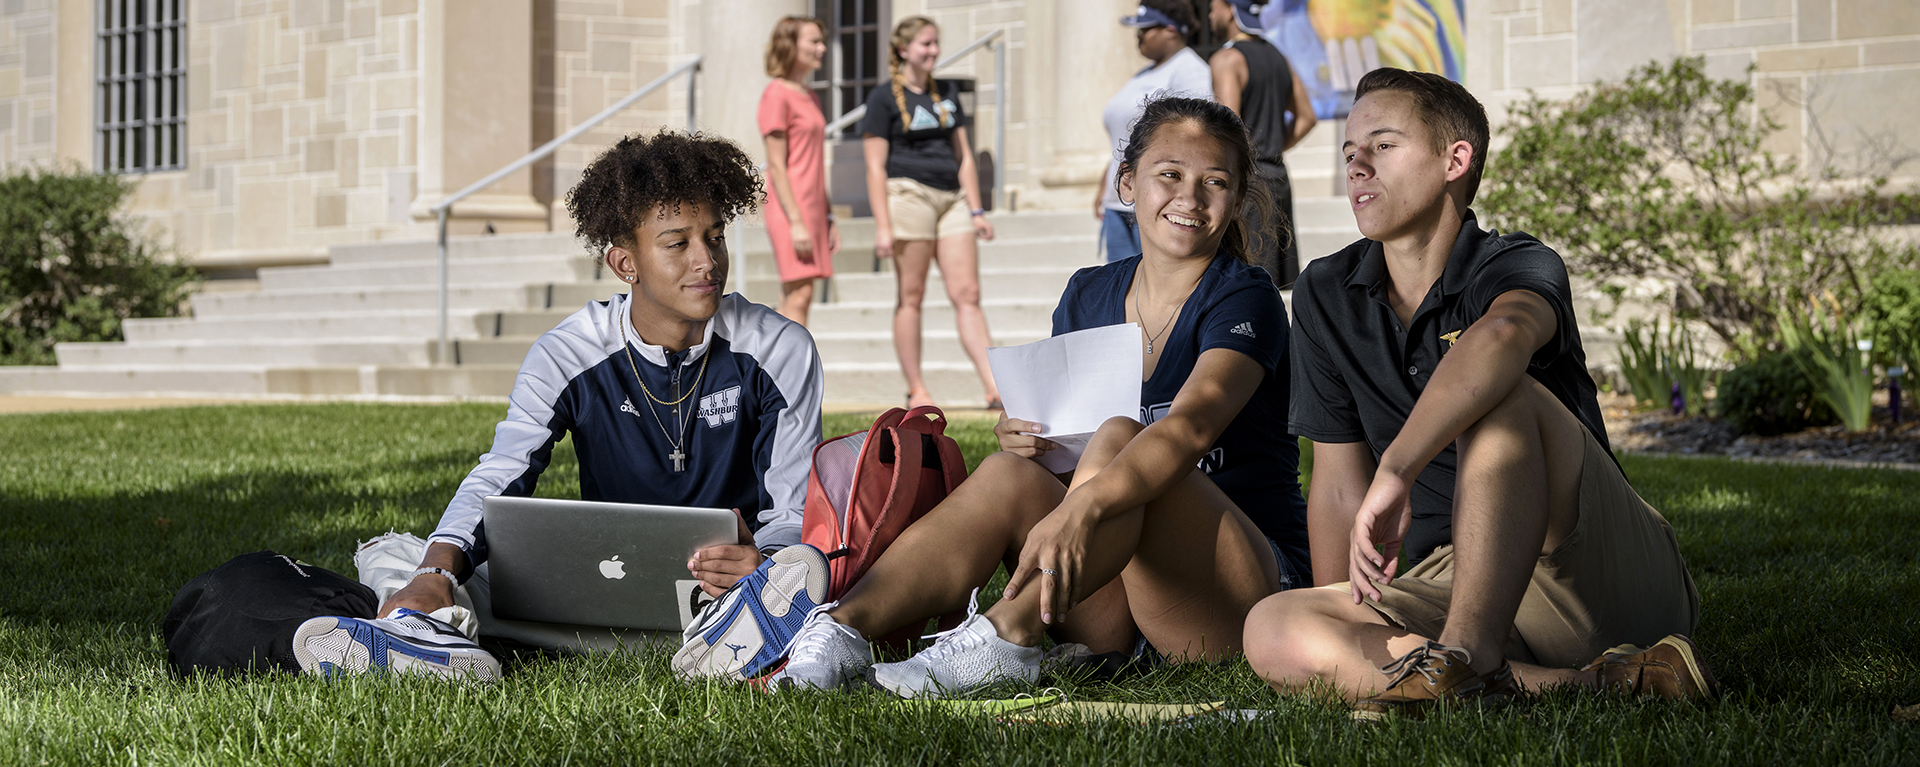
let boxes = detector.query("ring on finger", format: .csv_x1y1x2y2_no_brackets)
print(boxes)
1041,568,1058,576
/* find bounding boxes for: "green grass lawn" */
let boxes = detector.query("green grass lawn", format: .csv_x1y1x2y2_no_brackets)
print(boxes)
2,404,1916,765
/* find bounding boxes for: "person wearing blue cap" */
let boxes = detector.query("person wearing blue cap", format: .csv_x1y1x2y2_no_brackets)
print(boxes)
1208,0,1315,288
1095,1,1215,263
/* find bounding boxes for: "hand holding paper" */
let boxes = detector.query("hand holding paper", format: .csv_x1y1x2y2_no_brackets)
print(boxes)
985,324,1144,474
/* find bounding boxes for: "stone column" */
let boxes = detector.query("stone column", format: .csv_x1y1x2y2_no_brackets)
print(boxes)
696,0,806,163
1034,0,1140,209
53,0,92,166
411,0,546,235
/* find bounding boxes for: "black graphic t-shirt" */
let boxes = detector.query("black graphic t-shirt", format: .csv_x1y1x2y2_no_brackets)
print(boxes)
1051,252,1309,572
859,79,969,191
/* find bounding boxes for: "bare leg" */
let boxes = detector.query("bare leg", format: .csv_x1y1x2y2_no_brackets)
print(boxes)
1242,379,1595,695
1243,589,1590,697
931,231,999,403
827,451,1061,638
981,417,1280,662
1439,378,1585,674
778,278,814,326
892,240,936,407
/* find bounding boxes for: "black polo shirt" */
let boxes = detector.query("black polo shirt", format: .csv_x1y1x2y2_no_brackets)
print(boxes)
1288,211,1609,565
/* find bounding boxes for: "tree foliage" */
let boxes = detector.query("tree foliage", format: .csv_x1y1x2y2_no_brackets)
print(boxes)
1478,57,1920,354
0,166,197,365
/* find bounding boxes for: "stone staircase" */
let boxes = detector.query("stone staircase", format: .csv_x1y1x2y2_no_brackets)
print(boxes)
0,120,1402,405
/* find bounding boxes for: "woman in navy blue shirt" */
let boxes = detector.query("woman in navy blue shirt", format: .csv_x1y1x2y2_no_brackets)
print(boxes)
769,97,1308,697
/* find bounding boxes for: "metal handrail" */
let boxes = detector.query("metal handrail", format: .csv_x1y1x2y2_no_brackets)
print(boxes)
822,29,1006,211
427,56,703,365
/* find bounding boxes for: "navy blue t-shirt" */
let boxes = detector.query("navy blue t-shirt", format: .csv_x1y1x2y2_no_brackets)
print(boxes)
1051,253,1310,574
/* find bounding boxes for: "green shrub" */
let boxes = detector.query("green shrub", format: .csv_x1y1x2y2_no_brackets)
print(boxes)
1863,269,1920,371
1619,318,1716,414
1716,348,1838,436
1778,308,1875,432
0,165,196,365
1479,57,1920,351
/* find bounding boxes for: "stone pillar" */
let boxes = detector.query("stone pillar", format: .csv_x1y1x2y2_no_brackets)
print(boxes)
696,0,807,163
1035,0,1140,209
411,0,546,235
53,0,92,166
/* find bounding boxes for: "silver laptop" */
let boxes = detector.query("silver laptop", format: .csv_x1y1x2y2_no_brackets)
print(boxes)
481,496,737,630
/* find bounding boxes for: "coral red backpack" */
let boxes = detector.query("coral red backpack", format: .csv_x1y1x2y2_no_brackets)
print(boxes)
802,406,968,618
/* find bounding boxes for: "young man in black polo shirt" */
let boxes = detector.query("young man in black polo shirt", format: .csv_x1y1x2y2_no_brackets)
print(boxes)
1241,68,1712,718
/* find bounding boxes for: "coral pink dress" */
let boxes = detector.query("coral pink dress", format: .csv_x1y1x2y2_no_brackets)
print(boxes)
757,81,835,282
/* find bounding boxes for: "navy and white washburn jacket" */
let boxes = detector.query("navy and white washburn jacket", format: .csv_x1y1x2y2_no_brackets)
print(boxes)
429,292,822,577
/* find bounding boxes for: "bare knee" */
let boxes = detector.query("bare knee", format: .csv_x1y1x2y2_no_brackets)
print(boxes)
1242,590,1358,691
970,452,1064,516
945,279,981,307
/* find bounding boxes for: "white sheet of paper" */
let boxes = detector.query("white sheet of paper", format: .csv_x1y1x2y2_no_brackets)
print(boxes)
986,324,1143,474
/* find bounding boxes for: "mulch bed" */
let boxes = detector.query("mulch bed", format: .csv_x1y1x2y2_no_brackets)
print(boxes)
1599,393,1920,467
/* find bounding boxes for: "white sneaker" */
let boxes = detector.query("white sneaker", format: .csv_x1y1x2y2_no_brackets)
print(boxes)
869,591,1041,699
291,608,502,681
764,605,872,692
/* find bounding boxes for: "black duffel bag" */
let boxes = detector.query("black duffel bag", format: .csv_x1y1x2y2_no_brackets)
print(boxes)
162,550,376,677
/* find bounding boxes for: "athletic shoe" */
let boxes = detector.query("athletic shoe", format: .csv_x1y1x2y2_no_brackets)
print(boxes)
1351,641,1524,722
671,544,830,681
291,608,502,681
764,606,873,692
869,590,1042,699
1581,634,1718,701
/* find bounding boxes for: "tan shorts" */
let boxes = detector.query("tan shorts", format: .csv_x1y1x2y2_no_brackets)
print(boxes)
1338,427,1701,669
886,177,972,241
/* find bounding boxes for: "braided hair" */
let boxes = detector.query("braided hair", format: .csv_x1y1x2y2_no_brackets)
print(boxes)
888,16,950,131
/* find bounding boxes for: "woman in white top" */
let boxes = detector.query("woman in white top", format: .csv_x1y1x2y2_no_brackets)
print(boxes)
1096,0,1215,263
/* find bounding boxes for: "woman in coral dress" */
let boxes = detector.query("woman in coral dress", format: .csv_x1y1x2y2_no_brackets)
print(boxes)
758,15,838,326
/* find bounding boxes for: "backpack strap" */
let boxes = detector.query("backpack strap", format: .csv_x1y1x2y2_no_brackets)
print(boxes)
895,405,948,436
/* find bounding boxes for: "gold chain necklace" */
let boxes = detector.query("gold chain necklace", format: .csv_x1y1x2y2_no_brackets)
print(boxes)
619,319,708,472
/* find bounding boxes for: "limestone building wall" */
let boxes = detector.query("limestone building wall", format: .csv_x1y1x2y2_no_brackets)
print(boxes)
1465,0,1920,183
1,0,1915,273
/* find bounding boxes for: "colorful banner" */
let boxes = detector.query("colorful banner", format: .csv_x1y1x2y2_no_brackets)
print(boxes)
1261,0,1467,120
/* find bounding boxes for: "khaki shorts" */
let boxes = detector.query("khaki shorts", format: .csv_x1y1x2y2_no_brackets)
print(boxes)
1337,427,1701,669
886,177,972,241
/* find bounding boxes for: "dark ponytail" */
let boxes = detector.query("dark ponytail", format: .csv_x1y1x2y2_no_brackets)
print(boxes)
1115,96,1277,266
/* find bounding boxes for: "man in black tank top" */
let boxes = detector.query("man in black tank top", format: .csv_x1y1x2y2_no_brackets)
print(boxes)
1208,0,1317,288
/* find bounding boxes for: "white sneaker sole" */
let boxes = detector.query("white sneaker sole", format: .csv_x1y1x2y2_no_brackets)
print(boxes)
671,545,830,680
291,616,501,681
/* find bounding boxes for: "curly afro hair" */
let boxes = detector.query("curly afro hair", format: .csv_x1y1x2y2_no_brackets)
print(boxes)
566,131,763,251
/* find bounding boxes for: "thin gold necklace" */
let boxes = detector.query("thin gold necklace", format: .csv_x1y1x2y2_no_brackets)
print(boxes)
620,319,707,472
1133,272,1197,355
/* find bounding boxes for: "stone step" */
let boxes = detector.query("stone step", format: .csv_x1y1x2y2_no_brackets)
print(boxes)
122,311,492,342
324,232,583,265
0,364,521,399
55,338,445,368
812,329,1051,366
258,255,601,292
189,283,555,318
822,361,992,408
806,299,1058,337
754,266,1081,306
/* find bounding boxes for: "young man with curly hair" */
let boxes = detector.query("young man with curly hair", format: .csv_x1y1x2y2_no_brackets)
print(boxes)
287,131,824,679
1241,69,1712,719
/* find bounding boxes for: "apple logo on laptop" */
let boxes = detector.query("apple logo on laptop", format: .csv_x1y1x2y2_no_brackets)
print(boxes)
599,555,627,580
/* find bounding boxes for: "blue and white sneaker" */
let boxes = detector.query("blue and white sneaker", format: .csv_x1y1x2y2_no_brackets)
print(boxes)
672,544,830,680
291,608,502,681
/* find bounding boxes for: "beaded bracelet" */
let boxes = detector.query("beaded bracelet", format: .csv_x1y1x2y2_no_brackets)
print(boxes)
413,566,459,590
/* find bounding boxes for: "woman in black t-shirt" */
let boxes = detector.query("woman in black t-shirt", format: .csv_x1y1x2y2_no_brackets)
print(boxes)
859,16,1001,410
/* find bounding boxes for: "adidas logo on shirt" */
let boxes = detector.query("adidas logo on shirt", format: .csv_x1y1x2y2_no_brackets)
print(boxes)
620,397,642,418
1229,322,1256,338
699,386,742,428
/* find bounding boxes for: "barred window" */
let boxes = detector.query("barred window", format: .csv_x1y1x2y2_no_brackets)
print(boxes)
97,0,185,173
814,0,885,138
